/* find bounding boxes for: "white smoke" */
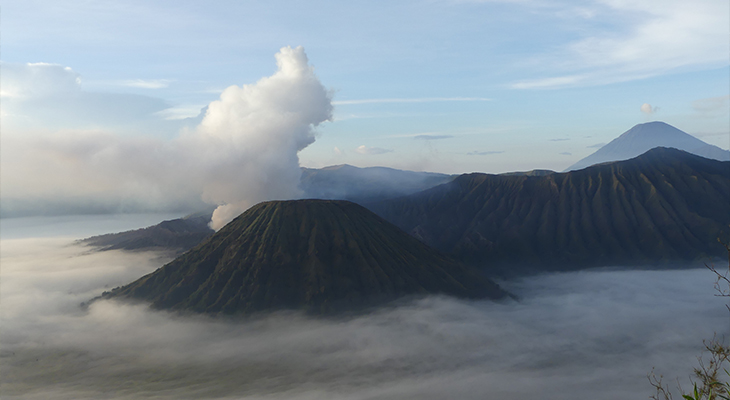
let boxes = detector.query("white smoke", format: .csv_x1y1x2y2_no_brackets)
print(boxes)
0,47,333,228
192,46,333,229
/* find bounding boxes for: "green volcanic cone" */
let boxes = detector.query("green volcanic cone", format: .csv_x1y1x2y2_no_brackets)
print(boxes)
103,200,507,315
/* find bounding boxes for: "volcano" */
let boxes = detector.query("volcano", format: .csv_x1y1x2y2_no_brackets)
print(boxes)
566,121,730,171
102,200,507,315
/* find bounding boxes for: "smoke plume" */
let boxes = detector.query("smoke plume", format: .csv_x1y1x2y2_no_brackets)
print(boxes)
193,46,332,229
0,47,333,229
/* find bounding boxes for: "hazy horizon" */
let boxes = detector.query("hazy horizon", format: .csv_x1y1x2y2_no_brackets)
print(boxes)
2,0,729,223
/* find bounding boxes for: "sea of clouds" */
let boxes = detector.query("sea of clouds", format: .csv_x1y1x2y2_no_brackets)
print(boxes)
1,216,727,400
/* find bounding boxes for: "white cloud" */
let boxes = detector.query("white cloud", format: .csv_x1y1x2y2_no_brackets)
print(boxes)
414,134,454,140
154,104,207,120
0,62,81,99
0,47,333,229
333,97,491,105
197,46,332,229
355,145,393,155
512,75,587,89
0,62,172,131
122,79,172,89
443,0,539,5
640,103,658,115
692,95,730,118
511,0,729,89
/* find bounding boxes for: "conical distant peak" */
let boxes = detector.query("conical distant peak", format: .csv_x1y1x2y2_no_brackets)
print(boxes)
629,121,671,129
565,121,729,171
619,121,687,138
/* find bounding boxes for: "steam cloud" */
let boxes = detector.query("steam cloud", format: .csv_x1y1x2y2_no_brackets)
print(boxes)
0,47,332,229
2,218,728,399
194,46,332,229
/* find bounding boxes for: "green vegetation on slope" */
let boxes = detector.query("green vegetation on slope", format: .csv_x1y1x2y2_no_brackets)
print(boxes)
81,214,214,253
103,200,507,315
371,148,730,270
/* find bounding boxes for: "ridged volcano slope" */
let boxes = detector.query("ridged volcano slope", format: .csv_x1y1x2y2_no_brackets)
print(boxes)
81,213,214,253
103,200,507,315
370,148,730,270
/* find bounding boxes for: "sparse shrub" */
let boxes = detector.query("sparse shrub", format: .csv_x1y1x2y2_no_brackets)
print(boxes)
649,241,730,400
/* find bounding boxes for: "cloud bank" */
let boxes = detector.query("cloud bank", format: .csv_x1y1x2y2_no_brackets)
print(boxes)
1,229,727,400
355,145,393,155
1,47,333,229
0,62,171,131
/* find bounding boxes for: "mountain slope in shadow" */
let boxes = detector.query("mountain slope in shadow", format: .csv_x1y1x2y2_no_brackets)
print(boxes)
82,165,452,254
80,212,214,254
102,200,508,315
299,164,453,203
370,148,730,271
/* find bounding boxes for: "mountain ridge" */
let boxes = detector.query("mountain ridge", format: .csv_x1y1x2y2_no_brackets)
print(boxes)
81,165,453,254
370,147,730,271
299,164,453,203
80,212,215,254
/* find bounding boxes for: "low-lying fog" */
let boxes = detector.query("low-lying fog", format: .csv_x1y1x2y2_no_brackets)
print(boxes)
1,216,728,399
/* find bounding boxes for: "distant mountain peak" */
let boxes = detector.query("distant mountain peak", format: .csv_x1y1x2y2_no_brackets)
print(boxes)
565,121,730,171
317,164,353,171
615,121,698,142
626,121,675,130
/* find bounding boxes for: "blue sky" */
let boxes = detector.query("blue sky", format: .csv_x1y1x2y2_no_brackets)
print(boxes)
1,0,728,216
